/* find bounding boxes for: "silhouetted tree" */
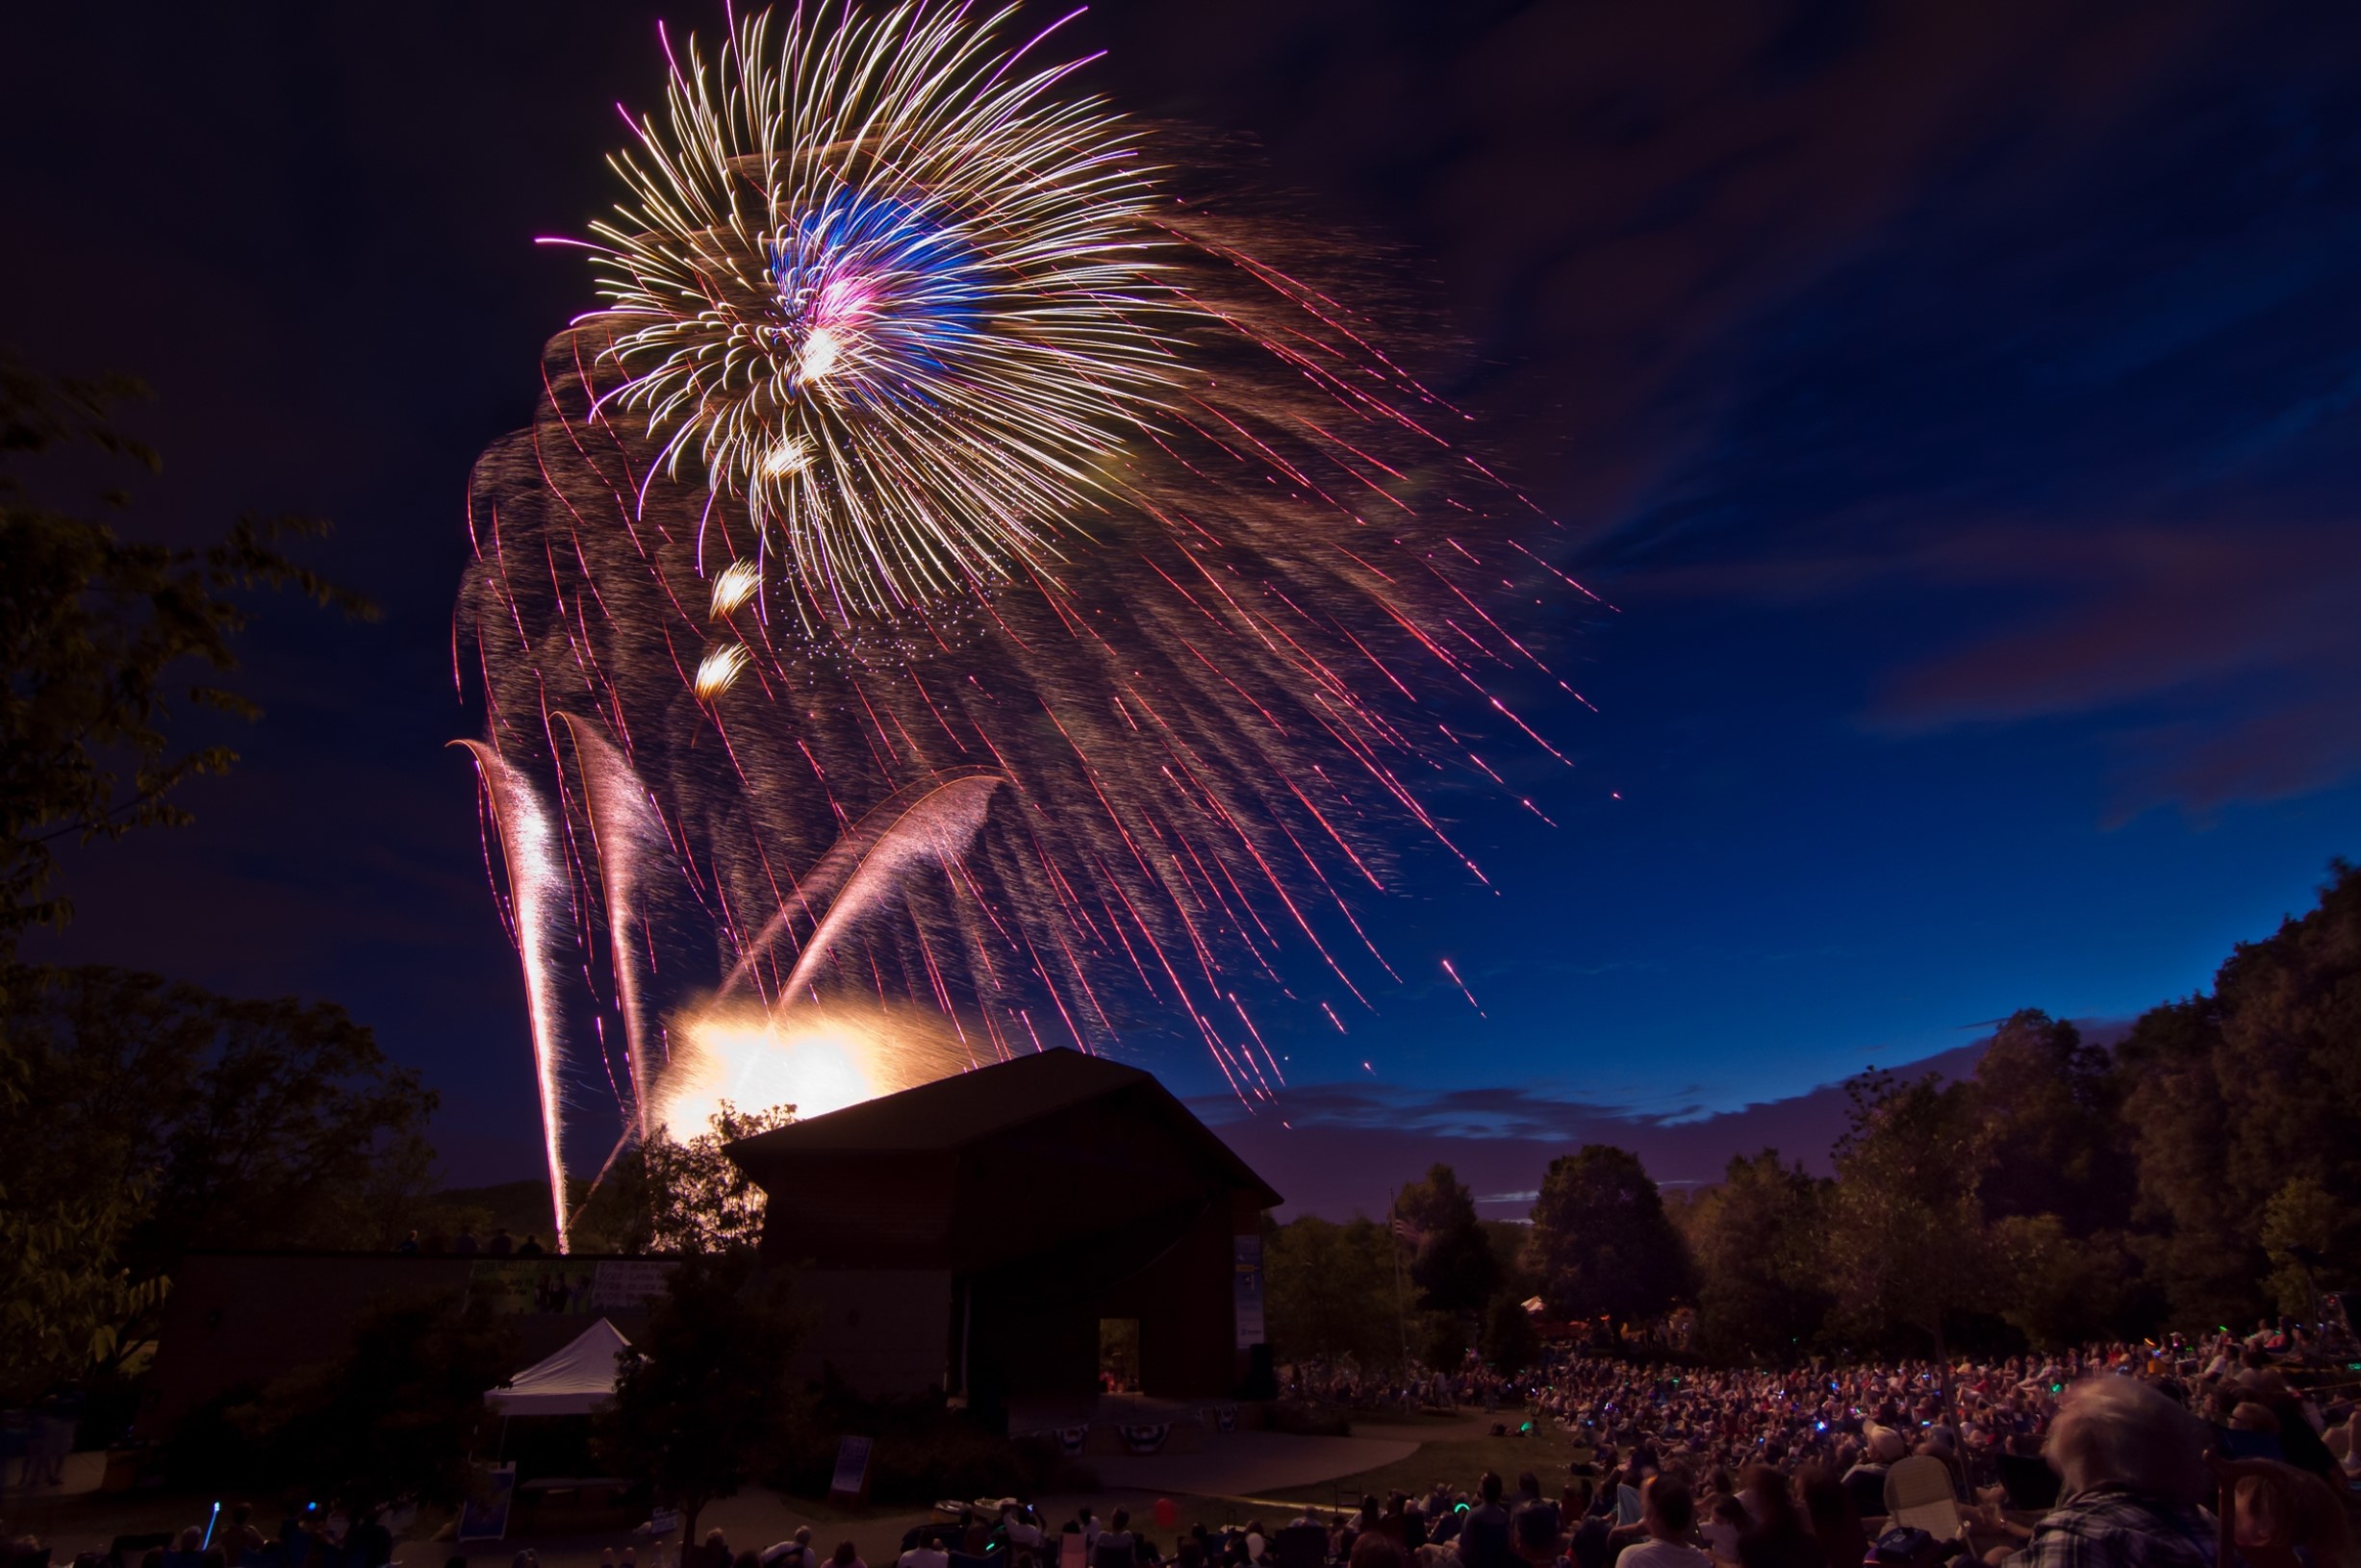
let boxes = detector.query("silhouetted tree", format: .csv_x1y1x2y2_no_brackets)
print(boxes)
1683,1150,1831,1360
0,966,435,1395
1970,1010,2130,1237
1395,1164,1500,1315
590,1101,796,1253
1821,1072,1994,1365
237,1293,514,1515
1264,1215,1404,1368
2120,861,2361,1327
1529,1145,1693,1327
1485,1290,1541,1375
0,357,368,1398
1990,1214,2136,1350
0,357,370,948
596,1248,803,1546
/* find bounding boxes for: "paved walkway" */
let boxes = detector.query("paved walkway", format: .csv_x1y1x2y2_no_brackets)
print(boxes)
1352,1412,1501,1443
1072,1429,1419,1501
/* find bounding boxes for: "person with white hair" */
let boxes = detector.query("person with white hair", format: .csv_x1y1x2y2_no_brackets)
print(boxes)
1997,1376,2215,1568
1842,1427,1907,1520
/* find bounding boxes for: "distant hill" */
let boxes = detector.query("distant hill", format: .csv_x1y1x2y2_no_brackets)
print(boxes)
1205,1020,2129,1222
435,1022,2128,1227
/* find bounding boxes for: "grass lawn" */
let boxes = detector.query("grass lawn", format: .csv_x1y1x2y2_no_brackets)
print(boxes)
1254,1420,1588,1514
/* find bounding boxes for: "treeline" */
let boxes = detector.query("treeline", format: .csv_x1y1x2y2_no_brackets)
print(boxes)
1266,859,2361,1368
0,967,440,1404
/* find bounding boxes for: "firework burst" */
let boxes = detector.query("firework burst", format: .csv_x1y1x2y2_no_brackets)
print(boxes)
458,0,1587,1249
582,3,1183,623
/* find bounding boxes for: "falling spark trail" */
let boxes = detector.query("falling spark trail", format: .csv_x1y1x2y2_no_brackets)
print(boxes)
1442,957,1486,1019
455,1,1589,1187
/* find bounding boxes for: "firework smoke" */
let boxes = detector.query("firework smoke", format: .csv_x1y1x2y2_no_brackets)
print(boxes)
457,1,1581,1249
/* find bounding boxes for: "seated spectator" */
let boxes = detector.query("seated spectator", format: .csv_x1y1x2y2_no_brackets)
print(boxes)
1094,1512,1135,1568
1512,1506,1565,1568
2248,1375,2348,1488
761,1530,816,1568
1733,1471,1817,1568
1845,1428,1906,1520
1997,1378,2213,1568
1795,1465,1867,1568
1699,1498,1746,1563
1347,1536,1408,1568
225,1507,267,1566
1513,1475,1560,1543
2231,1404,2283,1435
829,1546,864,1568
1462,1475,1515,1568
1617,1479,1710,1568
2230,1458,2356,1568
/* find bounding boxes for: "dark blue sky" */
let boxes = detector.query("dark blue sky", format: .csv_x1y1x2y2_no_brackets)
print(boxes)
7,0,2357,1206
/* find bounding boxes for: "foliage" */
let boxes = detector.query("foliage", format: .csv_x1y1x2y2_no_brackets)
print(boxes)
1821,1070,1994,1360
1989,1214,2136,1351
1263,863,2361,1366
1482,1219,1541,1299
1485,1291,1541,1374
595,1246,804,1545
0,1159,166,1403
233,1292,515,1513
0,356,371,1399
0,965,436,1393
0,356,372,947
586,1100,796,1253
1263,1214,1408,1369
1681,1150,1832,1361
5,966,439,1264
1395,1164,1501,1315
1528,1144,1694,1326
2123,861,2361,1328
2259,1176,2342,1319
1969,1010,2131,1236
2115,996,2254,1328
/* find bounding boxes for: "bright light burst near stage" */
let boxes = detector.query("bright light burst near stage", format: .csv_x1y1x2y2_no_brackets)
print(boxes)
455,1,1594,1249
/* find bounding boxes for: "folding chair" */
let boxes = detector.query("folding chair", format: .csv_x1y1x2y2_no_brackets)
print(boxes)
1883,1455,1962,1538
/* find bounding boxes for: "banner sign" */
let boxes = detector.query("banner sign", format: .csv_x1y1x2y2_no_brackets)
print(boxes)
828,1434,874,1504
457,1464,517,1542
1232,1234,1266,1350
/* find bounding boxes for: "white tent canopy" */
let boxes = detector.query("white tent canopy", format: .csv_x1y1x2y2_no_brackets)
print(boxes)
486,1318,631,1416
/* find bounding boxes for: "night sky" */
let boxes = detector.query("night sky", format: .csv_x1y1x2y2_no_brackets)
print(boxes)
8,1,2358,1214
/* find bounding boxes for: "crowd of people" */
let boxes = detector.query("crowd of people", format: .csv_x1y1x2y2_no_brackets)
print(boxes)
12,1330,2358,1568
1039,1332,2360,1568
3,1504,408,1568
